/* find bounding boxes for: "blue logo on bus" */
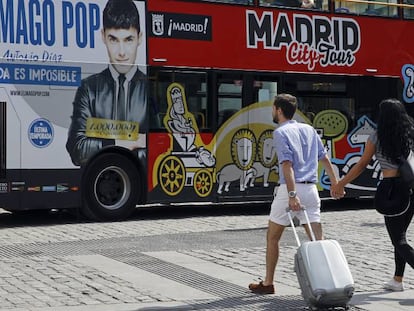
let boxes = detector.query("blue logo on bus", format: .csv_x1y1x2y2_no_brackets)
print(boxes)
28,119,54,148
402,64,414,104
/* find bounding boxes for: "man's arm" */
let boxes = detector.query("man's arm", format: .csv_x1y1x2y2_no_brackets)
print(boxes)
66,81,110,166
319,155,340,198
282,160,302,211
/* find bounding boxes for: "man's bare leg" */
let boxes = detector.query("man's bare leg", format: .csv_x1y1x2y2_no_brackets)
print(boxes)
303,222,323,241
263,220,286,286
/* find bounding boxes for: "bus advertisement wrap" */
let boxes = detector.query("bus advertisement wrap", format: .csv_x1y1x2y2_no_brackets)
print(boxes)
0,0,147,170
0,0,148,220
1,0,414,221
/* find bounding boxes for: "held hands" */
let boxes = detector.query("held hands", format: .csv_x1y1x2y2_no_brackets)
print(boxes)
330,182,346,199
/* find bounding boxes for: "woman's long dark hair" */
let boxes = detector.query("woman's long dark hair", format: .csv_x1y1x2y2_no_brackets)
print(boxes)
377,98,414,162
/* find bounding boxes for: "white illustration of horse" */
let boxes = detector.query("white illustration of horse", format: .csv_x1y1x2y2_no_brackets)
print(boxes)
349,118,375,145
345,117,381,179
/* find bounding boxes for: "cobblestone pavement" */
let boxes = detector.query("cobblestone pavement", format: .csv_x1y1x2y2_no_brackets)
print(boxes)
0,205,413,310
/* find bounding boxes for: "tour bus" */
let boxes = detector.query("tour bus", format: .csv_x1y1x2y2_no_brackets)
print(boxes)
1,0,414,221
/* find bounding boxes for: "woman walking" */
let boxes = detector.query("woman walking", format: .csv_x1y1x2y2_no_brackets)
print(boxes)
332,98,414,291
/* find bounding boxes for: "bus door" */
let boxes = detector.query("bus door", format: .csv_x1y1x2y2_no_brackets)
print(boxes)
214,73,279,201
241,75,280,199
0,101,5,180
0,93,22,210
149,70,215,202
214,73,248,199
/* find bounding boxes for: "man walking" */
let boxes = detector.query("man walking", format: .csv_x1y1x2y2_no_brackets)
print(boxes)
249,93,338,294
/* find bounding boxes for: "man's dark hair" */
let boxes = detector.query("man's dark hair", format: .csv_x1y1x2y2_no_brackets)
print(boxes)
103,0,140,32
274,94,297,119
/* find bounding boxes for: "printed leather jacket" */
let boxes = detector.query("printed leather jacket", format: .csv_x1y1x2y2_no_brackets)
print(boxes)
66,68,147,166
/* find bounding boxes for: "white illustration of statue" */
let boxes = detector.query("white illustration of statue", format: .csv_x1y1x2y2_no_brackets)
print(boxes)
168,86,196,151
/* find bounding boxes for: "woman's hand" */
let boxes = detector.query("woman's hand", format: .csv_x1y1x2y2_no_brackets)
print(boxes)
331,182,346,199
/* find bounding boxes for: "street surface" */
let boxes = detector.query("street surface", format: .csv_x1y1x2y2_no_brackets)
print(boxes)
0,199,413,310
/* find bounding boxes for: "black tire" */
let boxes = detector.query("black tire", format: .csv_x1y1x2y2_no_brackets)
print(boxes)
81,152,142,221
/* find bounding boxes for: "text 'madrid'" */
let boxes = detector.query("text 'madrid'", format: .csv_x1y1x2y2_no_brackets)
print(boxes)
246,10,361,71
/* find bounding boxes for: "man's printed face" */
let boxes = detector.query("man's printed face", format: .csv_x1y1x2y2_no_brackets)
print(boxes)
102,27,142,74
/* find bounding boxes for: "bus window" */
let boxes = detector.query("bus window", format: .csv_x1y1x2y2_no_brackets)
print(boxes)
217,76,242,127
403,0,414,18
360,0,398,17
217,76,243,127
260,0,327,10
201,0,252,4
285,79,355,131
150,70,208,131
253,79,278,102
335,0,398,16
298,96,356,131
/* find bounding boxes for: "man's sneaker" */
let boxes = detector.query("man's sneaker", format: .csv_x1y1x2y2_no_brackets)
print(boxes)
248,281,275,294
383,279,404,291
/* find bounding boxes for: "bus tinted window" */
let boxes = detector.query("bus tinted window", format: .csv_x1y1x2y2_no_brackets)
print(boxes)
404,0,414,18
253,79,278,103
217,76,243,127
150,71,208,131
200,0,252,4
335,0,398,16
285,79,356,132
260,0,326,9
298,96,356,131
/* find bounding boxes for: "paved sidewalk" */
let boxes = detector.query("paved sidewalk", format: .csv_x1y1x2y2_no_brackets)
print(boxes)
0,206,413,310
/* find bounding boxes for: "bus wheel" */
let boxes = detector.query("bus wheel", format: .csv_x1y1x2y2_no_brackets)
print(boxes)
193,169,213,197
158,155,185,196
82,153,141,221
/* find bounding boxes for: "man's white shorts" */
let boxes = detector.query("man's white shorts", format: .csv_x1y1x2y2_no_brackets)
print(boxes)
269,183,321,226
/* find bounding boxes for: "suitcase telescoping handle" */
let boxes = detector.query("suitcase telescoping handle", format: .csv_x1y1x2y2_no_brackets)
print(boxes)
286,206,316,246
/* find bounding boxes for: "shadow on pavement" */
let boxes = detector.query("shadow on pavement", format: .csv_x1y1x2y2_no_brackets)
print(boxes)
135,294,307,311
0,208,86,228
352,290,414,308
0,203,271,228
0,197,374,228
400,299,414,306
131,202,271,221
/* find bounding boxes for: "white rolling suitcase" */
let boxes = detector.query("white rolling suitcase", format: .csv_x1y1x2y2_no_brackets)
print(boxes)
287,208,354,310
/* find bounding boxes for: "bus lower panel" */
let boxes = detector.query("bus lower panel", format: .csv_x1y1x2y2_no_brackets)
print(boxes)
147,183,276,204
0,169,81,212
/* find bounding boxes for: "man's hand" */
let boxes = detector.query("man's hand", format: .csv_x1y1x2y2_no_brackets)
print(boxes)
289,196,302,211
115,134,146,150
330,183,346,199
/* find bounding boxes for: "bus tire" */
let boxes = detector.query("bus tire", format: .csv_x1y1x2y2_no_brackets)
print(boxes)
81,152,141,221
